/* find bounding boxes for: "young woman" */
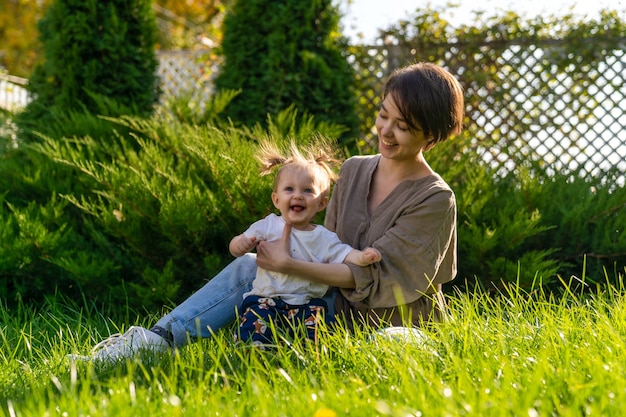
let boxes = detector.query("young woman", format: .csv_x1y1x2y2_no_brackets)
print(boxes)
73,62,464,362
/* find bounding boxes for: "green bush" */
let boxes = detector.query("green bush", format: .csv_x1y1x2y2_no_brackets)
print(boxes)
429,139,626,293
2,99,624,311
525,167,626,288
0,125,135,304
16,0,159,137
1,95,347,310
213,0,360,145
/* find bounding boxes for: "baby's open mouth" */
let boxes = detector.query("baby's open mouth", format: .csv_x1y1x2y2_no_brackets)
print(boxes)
290,205,305,212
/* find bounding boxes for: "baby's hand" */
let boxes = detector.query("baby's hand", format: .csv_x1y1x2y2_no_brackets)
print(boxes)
344,246,382,266
231,234,257,257
362,247,382,264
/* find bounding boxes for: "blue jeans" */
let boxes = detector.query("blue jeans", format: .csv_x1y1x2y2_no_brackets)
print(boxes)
154,254,258,347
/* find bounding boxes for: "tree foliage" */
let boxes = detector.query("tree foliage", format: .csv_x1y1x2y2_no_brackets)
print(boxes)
0,0,52,78
15,0,160,134
0,0,229,77
153,0,232,50
213,0,360,144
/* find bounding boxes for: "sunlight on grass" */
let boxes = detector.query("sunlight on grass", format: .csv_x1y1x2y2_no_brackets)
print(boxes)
1,277,625,416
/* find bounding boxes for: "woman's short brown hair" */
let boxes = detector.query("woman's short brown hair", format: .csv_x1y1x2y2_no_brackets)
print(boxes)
383,62,465,148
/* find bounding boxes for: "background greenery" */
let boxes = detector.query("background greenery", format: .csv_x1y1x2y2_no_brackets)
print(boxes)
213,0,359,143
0,0,229,78
1,2,625,313
15,0,160,134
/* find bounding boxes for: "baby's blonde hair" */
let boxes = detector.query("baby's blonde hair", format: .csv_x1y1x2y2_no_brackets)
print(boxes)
257,138,340,198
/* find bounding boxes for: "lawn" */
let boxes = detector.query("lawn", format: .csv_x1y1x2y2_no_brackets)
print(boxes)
1,282,625,416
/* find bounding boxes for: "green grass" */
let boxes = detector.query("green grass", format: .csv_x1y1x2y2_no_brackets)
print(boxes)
1,282,625,417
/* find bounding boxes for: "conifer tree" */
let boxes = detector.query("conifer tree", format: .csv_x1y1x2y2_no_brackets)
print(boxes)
18,0,159,129
214,0,359,142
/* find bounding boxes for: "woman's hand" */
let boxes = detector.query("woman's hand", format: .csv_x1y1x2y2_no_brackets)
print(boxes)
257,222,356,288
255,222,292,273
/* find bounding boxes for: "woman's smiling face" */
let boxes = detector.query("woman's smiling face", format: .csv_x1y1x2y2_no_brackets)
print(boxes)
375,94,429,160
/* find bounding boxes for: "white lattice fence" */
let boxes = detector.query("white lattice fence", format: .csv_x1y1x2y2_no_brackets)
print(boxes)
351,42,626,180
5,46,624,181
1,51,218,111
156,49,218,106
0,74,30,111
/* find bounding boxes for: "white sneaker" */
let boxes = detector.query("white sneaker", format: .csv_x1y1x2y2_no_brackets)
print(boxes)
374,326,428,343
69,326,171,363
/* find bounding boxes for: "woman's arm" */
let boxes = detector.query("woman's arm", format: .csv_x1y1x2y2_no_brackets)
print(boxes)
255,223,357,288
